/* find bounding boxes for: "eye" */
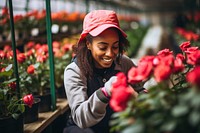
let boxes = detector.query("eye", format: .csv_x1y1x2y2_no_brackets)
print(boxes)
98,43,108,51
99,46,107,51
112,44,119,50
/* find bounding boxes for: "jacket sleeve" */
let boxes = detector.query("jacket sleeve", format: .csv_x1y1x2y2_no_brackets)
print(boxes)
64,62,108,128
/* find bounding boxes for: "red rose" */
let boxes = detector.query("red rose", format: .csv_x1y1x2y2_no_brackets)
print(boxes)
52,41,60,48
180,41,191,51
187,50,200,66
186,66,200,88
25,49,34,57
128,61,153,84
17,53,26,63
3,45,12,52
2,7,8,16
35,43,42,50
173,56,185,74
112,72,127,88
8,82,16,90
6,51,13,59
110,86,133,112
27,65,35,74
157,49,173,57
62,44,71,52
185,46,199,54
35,45,48,57
176,53,185,61
25,41,35,50
23,94,34,107
36,54,48,63
0,50,6,59
154,63,172,82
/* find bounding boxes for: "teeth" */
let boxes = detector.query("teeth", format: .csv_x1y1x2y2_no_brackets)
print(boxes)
103,58,112,62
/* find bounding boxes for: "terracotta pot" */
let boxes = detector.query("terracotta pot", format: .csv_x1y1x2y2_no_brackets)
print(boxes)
0,114,23,133
24,98,40,124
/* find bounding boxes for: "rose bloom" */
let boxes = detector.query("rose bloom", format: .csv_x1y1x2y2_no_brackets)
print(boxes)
172,54,185,74
110,85,134,112
3,45,12,52
52,41,61,48
17,53,26,63
112,72,127,88
179,41,191,51
154,63,172,82
157,49,173,57
186,66,200,88
186,50,200,66
62,44,71,52
36,54,48,63
27,65,35,74
185,46,199,55
0,50,6,59
8,82,16,90
110,72,136,112
25,41,35,50
128,63,152,84
23,94,34,107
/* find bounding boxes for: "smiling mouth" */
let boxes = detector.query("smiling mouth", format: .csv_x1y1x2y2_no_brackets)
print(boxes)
103,58,112,62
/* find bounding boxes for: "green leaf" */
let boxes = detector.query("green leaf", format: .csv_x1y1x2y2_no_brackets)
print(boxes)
172,105,189,117
189,111,200,126
5,64,13,71
12,113,20,120
191,94,200,108
160,120,176,132
122,121,144,133
34,63,40,68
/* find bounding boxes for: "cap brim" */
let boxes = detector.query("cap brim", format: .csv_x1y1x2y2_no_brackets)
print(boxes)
77,24,127,45
89,24,127,37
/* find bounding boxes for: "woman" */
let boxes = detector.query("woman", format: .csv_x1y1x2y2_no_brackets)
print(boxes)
63,10,143,133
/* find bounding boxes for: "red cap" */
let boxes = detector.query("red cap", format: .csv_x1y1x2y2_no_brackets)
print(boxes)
78,10,127,44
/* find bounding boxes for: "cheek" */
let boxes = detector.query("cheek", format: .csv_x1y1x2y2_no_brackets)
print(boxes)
91,50,104,59
114,49,119,55
91,47,104,56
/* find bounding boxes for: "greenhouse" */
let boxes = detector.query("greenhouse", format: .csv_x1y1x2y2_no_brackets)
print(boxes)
0,0,199,133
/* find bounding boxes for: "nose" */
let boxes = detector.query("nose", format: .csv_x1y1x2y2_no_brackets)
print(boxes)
105,48,113,57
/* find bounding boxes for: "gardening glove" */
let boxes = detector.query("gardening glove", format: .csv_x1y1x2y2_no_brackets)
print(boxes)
102,76,117,97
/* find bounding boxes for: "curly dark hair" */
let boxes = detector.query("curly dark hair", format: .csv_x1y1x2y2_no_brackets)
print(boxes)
73,28,130,79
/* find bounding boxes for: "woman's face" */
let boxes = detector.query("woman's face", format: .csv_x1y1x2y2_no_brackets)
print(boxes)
87,28,119,69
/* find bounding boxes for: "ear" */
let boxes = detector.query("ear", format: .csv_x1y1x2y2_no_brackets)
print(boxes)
86,41,91,50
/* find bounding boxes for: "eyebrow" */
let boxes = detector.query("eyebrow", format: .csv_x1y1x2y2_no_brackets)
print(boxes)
97,41,119,45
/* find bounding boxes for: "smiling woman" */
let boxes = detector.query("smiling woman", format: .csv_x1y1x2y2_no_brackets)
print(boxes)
63,10,144,133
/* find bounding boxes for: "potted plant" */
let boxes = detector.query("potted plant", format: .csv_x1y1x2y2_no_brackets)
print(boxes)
109,41,200,133
21,40,72,111
0,54,34,132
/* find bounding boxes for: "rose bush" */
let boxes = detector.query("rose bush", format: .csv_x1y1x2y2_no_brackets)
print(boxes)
1,39,73,96
0,61,33,119
110,41,200,133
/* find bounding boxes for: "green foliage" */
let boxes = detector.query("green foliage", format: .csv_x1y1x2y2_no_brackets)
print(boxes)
126,25,149,58
0,64,25,119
